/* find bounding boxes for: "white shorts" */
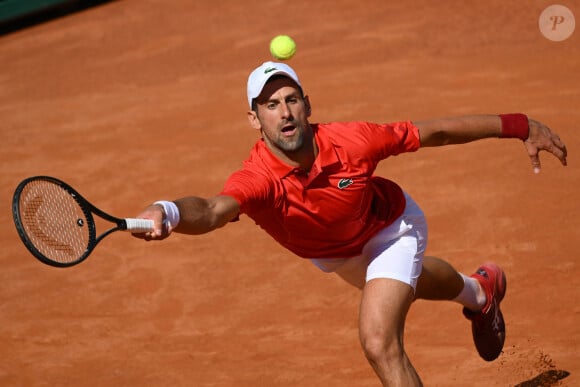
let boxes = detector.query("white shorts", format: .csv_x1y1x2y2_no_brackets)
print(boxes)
310,192,427,290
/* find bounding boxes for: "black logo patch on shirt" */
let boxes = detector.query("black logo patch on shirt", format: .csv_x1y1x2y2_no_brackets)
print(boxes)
337,178,354,189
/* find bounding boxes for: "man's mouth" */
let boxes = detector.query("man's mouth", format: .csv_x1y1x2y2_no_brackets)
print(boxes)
281,124,297,136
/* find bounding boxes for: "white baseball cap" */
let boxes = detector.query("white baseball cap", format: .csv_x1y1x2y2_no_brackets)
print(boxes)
247,61,302,109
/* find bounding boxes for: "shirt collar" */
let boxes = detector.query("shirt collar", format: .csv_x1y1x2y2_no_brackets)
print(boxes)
256,124,342,179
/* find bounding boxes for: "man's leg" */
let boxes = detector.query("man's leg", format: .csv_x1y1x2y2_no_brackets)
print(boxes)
330,250,423,385
359,278,422,387
415,256,465,301
415,256,507,361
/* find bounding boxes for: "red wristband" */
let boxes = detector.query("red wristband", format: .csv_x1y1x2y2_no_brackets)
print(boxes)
499,113,529,140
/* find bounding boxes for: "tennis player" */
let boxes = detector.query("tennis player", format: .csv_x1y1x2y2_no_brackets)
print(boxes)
133,62,567,386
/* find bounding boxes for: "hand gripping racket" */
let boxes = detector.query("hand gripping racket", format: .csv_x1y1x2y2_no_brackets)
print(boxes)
12,176,154,268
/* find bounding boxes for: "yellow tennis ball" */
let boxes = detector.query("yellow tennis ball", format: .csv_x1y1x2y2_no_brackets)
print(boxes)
270,35,296,61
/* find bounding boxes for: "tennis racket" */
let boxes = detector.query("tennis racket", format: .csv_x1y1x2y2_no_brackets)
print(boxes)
12,176,154,268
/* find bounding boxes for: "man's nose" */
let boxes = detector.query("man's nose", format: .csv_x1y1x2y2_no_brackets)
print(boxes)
280,102,291,118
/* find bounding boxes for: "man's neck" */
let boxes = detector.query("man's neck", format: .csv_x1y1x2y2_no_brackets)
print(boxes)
264,126,319,171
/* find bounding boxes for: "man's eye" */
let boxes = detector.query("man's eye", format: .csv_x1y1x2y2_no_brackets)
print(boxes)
267,103,277,109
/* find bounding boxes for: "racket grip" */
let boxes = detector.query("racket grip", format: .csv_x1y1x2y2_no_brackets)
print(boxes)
124,218,155,233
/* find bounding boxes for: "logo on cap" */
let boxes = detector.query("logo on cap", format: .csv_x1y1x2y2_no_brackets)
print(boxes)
264,67,277,74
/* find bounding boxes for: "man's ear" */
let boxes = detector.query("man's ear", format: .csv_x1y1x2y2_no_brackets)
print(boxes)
304,96,312,117
247,110,261,130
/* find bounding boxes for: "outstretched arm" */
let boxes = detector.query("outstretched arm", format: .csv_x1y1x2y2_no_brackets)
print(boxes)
132,195,240,241
415,114,567,173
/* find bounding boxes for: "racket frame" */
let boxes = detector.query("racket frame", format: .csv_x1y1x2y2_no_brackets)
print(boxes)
12,176,136,268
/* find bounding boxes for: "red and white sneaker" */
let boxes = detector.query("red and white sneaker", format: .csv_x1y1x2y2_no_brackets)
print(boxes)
462,262,507,361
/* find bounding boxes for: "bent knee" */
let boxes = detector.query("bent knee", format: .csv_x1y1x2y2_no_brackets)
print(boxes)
360,332,404,364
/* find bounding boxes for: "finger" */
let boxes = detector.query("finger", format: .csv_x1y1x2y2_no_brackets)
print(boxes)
131,232,147,240
548,133,568,165
525,142,541,173
531,157,541,174
558,143,568,166
555,148,568,166
530,151,541,173
133,230,158,241
548,140,568,166
154,223,164,237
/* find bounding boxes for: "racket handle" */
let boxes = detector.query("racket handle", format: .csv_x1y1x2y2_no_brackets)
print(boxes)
124,218,155,233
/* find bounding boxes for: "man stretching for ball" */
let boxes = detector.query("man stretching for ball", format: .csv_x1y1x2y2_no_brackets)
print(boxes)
133,62,567,386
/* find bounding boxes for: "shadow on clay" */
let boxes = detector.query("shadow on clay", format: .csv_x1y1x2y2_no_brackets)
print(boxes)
514,369,570,387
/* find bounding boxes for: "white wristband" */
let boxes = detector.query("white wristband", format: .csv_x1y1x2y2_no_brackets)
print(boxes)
153,200,180,230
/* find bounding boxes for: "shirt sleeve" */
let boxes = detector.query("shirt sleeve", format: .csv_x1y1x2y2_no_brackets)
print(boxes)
219,168,274,215
338,121,420,162
373,121,421,159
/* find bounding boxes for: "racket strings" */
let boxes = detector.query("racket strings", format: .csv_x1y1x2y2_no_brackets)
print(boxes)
19,181,91,264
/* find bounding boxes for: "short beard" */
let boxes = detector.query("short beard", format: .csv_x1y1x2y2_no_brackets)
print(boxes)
273,130,305,153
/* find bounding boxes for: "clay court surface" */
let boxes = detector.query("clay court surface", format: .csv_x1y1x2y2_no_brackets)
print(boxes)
1,1,578,385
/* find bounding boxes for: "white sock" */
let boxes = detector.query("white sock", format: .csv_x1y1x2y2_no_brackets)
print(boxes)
453,273,487,312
